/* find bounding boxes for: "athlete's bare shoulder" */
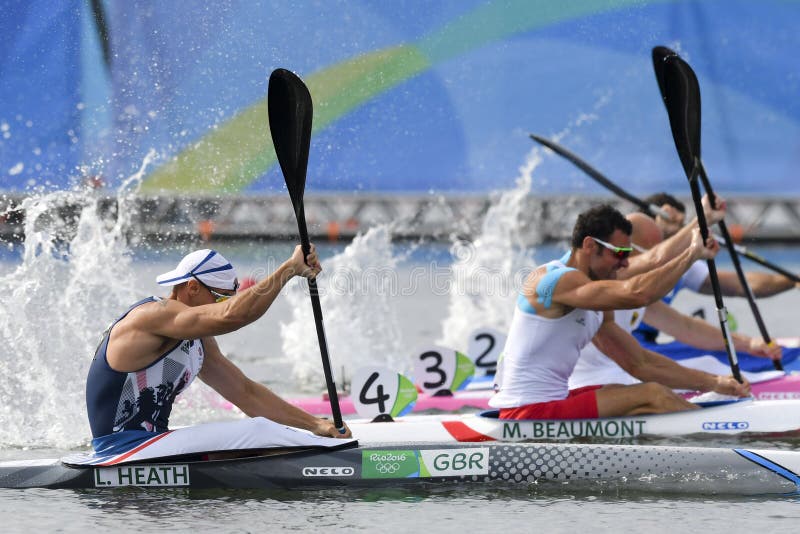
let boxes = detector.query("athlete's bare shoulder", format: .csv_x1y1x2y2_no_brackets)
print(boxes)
122,297,186,330
552,268,589,291
525,263,587,293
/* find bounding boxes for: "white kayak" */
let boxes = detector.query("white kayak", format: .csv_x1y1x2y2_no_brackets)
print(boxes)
349,398,800,443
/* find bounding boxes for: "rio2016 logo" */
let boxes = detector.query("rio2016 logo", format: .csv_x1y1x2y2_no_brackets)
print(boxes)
368,452,409,463
362,450,418,479
362,448,490,479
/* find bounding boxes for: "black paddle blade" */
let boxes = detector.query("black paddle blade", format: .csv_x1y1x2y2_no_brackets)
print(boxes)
268,68,313,217
662,55,702,180
651,45,677,104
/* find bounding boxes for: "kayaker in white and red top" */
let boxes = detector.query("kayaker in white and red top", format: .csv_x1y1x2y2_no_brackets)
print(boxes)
570,212,782,390
490,204,750,421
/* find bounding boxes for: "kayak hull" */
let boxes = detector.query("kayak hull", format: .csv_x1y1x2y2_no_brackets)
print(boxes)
348,399,800,443
1,442,798,495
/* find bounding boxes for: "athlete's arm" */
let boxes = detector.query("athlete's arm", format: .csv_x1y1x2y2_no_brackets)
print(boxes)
137,245,319,340
592,316,750,396
623,221,696,278
643,301,782,360
623,194,726,278
198,337,351,438
555,230,718,311
697,270,796,298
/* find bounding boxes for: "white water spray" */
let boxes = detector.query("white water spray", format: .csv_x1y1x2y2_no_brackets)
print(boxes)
279,148,549,386
0,155,157,449
280,225,407,392
438,147,544,350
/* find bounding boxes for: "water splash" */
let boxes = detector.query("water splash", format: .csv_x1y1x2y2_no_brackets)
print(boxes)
279,148,548,386
280,225,406,392
437,147,544,350
0,154,167,449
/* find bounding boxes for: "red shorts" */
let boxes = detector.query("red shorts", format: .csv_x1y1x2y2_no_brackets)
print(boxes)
498,385,601,420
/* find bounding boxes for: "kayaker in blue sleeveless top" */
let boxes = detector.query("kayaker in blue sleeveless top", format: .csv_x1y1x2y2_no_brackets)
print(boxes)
86,246,351,456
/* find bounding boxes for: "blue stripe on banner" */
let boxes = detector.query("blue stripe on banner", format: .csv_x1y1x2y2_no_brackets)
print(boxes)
734,449,800,492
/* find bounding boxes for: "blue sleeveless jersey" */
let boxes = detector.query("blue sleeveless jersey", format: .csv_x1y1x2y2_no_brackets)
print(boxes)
86,297,205,440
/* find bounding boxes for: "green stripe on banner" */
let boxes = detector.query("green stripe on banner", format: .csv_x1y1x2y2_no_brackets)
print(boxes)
142,45,429,193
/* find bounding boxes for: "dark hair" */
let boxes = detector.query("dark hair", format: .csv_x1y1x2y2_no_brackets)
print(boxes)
571,204,632,249
640,193,686,216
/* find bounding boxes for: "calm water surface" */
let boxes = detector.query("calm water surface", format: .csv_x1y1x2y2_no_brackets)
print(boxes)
1,486,799,533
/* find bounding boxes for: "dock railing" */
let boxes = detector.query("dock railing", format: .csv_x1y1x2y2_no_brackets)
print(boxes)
1,194,798,245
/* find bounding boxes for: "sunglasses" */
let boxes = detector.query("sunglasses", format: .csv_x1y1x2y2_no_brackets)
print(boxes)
191,274,238,302
591,237,633,260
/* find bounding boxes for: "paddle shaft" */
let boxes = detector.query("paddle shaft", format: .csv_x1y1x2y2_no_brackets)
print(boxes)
698,163,783,371
294,204,345,430
267,68,344,431
687,163,743,382
530,134,671,219
659,52,743,383
659,48,786,378
716,237,800,283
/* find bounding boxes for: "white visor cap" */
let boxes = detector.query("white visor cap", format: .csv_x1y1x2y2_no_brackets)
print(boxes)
156,249,238,290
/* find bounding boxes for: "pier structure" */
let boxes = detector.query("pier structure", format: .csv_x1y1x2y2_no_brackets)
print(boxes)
1,194,798,245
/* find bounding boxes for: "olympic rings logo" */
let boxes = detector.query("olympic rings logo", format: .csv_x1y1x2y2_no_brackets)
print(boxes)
375,462,401,474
